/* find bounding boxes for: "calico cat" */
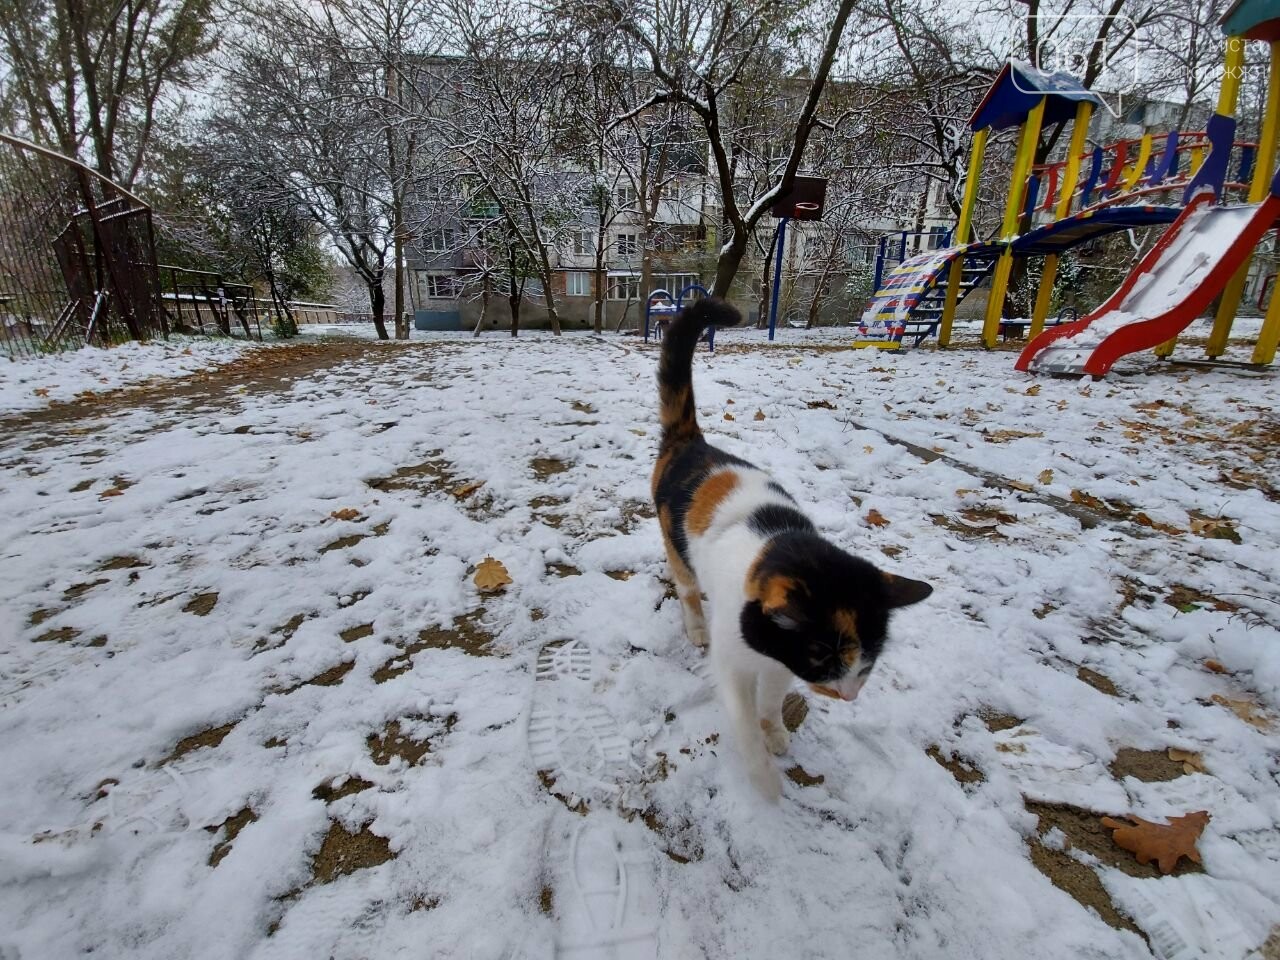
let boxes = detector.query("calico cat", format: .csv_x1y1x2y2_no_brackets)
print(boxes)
651,297,933,801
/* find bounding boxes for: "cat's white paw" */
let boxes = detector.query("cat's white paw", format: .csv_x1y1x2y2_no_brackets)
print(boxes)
762,722,790,756
688,625,709,648
747,757,783,803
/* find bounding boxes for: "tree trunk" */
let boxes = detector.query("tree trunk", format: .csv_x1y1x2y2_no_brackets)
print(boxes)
712,230,748,299
594,225,607,334
508,272,520,337
474,275,490,338
369,280,389,340
393,227,407,340
807,243,839,329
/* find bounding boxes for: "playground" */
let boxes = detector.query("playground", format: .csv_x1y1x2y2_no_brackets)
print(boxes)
857,0,1280,378
1,329,1278,958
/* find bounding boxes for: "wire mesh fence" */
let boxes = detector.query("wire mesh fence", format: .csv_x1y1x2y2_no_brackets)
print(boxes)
0,133,167,358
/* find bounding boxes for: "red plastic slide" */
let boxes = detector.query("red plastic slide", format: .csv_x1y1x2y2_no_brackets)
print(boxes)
1017,181,1280,377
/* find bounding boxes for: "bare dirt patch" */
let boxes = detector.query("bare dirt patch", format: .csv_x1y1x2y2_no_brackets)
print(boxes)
786,765,825,787
927,745,985,784
1025,798,1203,939
312,776,375,803
320,534,366,554
1108,747,1186,783
163,720,237,763
340,623,375,643
63,578,108,600
310,821,394,883
368,453,452,494
531,457,570,479
546,562,581,578
98,555,148,571
368,715,457,766
1077,667,1121,697
207,807,257,867
183,592,219,616
33,626,80,643
373,611,494,682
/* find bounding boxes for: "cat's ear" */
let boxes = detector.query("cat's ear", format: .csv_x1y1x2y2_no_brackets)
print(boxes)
882,572,932,608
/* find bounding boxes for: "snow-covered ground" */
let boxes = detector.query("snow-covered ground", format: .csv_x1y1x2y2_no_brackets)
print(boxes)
0,336,260,415
1,330,1278,959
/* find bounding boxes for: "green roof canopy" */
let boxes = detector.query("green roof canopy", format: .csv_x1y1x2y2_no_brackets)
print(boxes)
969,61,1105,133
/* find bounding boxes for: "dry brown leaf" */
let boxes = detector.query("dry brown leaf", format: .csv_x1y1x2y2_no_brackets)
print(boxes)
330,508,361,522
723,412,735,421
1025,384,1041,396
1099,810,1209,873
984,429,1043,443
864,509,890,528
1134,400,1164,412
863,445,874,454
474,557,512,593
1203,659,1228,675
1055,399,1068,411
1189,516,1240,542
1038,469,1053,485
1007,480,1034,492
1070,489,1105,510
629,428,647,436
1167,748,1206,775
726,398,735,405
450,481,485,500
99,488,125,499
1134,512,1185,535
807,399,836,410
1210,694,1272,730
33,388,49,398
754,409,766,421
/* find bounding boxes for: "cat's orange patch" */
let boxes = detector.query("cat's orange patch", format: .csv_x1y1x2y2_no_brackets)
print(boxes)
651,447,675,498
747,572,797,614
686,470,740,536
660,383,692,429
833,609,858,640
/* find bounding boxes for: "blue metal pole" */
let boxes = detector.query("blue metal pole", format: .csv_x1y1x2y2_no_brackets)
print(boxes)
872,236,885,291
768,217,788,342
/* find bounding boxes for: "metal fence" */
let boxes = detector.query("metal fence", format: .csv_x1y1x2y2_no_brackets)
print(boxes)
0,133,167,358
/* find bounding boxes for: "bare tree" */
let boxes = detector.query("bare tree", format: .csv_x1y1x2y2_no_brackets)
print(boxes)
0,0,218,186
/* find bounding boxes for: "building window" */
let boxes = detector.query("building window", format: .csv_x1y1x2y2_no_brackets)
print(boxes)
608,274,639,301
616,184,638,209
566,272,592,297
615,233,639,258
418,272,457,299
423,229,455,252
573,230,594,256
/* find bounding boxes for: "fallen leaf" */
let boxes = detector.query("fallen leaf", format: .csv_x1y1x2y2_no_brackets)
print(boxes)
1070,489,1105,510
1007,480,1034,492
330,508,361,522
726,398,735,405
451,481,484,500
629,428,647,436
33,388,49,398
1189,516,1241,542
1134,512,1185,535
1167,748,1206,775
863,445,874,454
1055,399,1068,411
1099,810,1209,873
474,557,512,593
1210,694,1272,730
1203,659,1228,675
723,412,735,421
1025,385,1041,396
99,488,125,499
1038,469,1053,485
807,399,835,410
864,509,890,528
754,410,766,421
983,429,1043,443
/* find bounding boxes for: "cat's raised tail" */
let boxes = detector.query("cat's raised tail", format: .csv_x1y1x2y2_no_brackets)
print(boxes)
657,297,742,446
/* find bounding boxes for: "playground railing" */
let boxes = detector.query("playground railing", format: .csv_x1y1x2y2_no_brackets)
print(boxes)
1028,130,1257,221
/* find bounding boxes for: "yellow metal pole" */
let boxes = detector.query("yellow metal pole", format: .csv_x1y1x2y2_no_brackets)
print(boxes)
1208,39,1278,357
1157,36,1248,358
1121,134,1153,192
983,97,1046,348
939,128,989,348
1030,101,1094,339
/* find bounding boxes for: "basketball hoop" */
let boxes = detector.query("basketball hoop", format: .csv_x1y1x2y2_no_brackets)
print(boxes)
795,202,821,212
